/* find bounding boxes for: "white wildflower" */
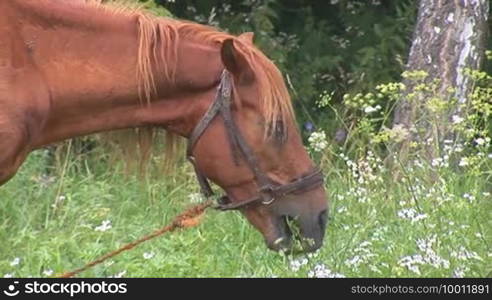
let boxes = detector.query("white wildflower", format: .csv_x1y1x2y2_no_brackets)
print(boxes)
308,264,345,278
95,220,112,232
337,206,347,213
425,251,450,269
474,137,486,146
397,208,427,223
3,273,14,278
458,157,469,166
385,124,410,143
10,257,20,267
431,158,444,167
452,115,464,124
369,265,382,274
398,255,424,275
345,255,362,267
52,195,66,209
452,266,468,278
289,257,308,272
111,270,127,278
143,252,155,260
416,235,435,253
345,241,375,269
364,106,380,113
399,235,450,274
416,235,449,268
454,145,464,153
451,246,482,261
308,131,328,152
42,269,54,277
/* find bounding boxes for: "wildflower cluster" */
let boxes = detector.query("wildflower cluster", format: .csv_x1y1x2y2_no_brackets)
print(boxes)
344,241,376,270
398,235,449,275
308,264,345,278
95,220,112,232
343,92,382,114
375,82,406,102
316,90,335,108
372,124,410,144
397,208,428,223
308,130,328,152
338,151,385,203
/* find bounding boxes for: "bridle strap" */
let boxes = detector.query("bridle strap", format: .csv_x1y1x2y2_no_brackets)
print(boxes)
218,73,272,188
186,70,324,211
186,75,224,198
216,168,324,211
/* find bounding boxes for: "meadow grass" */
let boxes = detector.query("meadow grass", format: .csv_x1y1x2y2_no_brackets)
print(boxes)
0,142,490,278
1,68,491,278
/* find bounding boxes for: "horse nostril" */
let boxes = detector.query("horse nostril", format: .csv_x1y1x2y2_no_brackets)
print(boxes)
318,209,328,229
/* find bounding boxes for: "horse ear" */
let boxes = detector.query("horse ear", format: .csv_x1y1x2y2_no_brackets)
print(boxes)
238,32,254,44
221,39,254,82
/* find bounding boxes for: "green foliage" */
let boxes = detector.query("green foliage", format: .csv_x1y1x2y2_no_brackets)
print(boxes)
152,0,417,131
136,0,172,17
309,65,492,163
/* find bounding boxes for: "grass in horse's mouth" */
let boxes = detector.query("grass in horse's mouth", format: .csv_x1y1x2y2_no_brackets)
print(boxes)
282,215,305,252
282,215,318,254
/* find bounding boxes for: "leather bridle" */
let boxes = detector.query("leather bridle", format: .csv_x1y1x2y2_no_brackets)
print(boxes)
186,70,324,211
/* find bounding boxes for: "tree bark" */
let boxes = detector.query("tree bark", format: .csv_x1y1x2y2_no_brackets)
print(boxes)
392,0,489,161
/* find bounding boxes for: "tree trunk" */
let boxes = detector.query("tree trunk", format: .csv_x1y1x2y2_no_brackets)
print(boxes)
392,0,489,162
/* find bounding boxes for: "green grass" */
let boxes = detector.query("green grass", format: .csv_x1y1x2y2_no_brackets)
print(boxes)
0,147,490,278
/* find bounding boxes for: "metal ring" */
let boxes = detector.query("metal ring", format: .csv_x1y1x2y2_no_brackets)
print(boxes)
261,196,275,205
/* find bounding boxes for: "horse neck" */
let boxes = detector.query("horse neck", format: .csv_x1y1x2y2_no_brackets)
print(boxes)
15,0,223,148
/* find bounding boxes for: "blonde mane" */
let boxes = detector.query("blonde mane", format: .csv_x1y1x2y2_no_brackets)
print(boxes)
85,0,294,132
82,0,295,172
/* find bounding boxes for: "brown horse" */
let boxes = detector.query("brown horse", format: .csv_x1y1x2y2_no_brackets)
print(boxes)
0,0,328,252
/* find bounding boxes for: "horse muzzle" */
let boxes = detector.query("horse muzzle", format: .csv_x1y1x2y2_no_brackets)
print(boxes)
266,207,328,253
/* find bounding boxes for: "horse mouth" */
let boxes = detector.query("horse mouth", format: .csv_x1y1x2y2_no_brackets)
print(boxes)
268,215,324,254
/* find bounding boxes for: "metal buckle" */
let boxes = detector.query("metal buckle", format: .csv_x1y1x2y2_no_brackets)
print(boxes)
259,185,275,205
261,196,275,205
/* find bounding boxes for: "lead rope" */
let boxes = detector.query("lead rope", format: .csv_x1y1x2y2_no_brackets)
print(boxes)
58,200,213,278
